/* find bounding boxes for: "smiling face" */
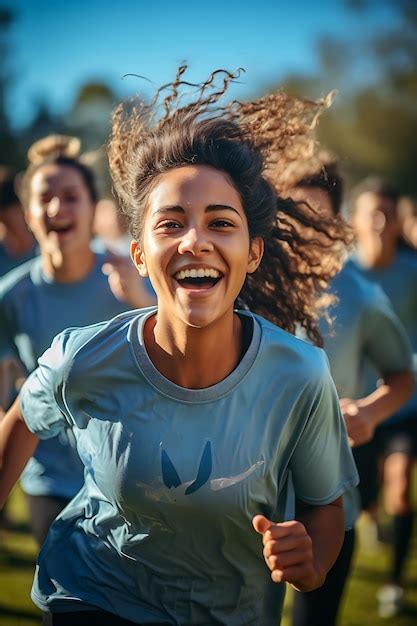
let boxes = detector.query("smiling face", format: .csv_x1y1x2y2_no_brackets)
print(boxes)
26,163,95,257
131,165,263,329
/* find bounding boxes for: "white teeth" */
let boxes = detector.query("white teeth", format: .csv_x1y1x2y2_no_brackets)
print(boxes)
174,268,221,280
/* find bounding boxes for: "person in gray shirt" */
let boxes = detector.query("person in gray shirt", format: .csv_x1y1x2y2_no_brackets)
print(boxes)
349,176,417,617
284,153,413,625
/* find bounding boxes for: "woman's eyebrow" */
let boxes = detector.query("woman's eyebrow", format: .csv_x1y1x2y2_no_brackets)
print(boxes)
39,184,81,195
152,204,240,216
206,204,240,215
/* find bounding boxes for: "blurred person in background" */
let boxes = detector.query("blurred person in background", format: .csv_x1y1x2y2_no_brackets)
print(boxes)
398,196,417,252
93,196,132,256
283,153,413,626
0,134,154,546
93,196,156,302
0,166,37,277
0,167,35,414
348,177,417,618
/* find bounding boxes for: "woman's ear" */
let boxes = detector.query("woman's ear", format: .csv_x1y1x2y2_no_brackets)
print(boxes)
247,237,264,274
130,241,148,277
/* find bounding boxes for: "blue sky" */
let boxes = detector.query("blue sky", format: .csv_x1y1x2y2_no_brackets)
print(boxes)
8,0,397,127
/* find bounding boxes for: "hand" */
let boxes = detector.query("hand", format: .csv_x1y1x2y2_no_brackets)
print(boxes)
252,515,324,591
339,398,375,447
102,254,156,308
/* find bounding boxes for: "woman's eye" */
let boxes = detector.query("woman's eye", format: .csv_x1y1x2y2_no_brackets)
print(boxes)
211,219,234,228
159,221,181,230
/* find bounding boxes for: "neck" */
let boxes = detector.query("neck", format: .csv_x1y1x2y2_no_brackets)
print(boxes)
356,239,397,269
144,310,243,389
41,246,95,283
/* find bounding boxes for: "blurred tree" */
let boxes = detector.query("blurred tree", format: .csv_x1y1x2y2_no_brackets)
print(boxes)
68,81,116,151
273,0,417,196
0,7,22,167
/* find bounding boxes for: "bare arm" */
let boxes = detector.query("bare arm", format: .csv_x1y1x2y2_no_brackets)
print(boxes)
253,496,344,592
340,369,413,447
0,398,38,508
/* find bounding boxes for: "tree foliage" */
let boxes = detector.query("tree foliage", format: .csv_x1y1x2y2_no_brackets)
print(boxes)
278,0,417,196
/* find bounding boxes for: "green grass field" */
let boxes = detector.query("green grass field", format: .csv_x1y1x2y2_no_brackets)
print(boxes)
1,486,416,626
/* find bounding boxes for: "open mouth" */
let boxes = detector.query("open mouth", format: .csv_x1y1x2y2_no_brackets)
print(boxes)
173,267,223,289
48,222,74,236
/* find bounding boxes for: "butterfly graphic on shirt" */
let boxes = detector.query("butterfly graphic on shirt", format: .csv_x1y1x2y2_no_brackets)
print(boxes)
162,441,212,495
161,442,264,495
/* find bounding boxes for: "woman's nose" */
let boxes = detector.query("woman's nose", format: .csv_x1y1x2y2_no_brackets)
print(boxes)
177,227,214,255
372,210,386,233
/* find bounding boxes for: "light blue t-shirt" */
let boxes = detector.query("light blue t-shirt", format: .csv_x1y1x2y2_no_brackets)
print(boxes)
0,254,131,498
348,250,417,424
321,262,412,400
0,242,37,278
20,308,358,625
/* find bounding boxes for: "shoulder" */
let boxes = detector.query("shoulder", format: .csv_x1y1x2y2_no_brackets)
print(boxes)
50,307,155,378
0,257,40,301
55,307,151,356
251,312,330,384
341,261,389,311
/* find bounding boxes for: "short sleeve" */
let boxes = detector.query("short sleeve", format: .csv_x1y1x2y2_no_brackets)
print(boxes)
289,355,359,505
363,286,412,375
19,331,71,439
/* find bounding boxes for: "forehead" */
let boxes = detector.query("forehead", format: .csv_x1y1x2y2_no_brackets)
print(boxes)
355,191,397,215
31,164,84,192
147,165,243,211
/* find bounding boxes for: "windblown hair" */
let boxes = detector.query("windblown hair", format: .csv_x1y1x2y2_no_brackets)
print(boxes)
280,149,344,216
19,134,98,206
108,66,348,345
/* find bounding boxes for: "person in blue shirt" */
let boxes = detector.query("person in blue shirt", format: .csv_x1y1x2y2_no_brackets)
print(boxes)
284,152,413,626
348,176,417,617
0,134,155,545
0,69,358,626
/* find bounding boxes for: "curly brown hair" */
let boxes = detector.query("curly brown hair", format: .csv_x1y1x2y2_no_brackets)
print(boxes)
108,67,348,346
278,149,345,216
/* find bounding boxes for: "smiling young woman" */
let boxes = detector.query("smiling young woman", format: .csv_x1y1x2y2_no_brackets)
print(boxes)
0,69,358,626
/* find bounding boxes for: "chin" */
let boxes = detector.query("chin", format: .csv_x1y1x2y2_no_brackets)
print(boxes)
182,316,212,329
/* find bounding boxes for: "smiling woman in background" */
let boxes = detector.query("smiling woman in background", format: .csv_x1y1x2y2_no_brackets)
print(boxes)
1,70,358,626
0,135,154,546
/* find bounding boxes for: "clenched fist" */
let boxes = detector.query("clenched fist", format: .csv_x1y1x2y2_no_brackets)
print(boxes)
252,515,325,592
